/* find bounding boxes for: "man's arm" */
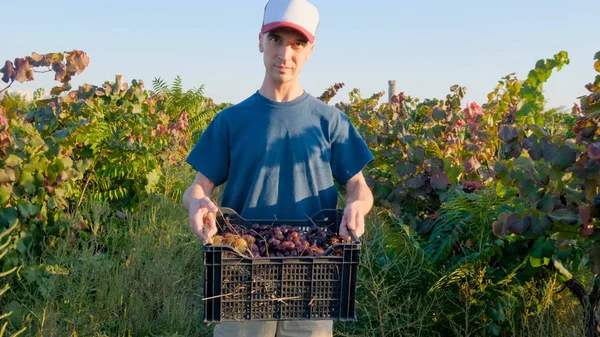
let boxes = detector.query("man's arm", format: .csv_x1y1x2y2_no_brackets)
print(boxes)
183,172,219,243
183,172,216,211
339,171,373,239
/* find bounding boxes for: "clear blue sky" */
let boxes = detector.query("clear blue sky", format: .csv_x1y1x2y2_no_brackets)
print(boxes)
2,0,598,110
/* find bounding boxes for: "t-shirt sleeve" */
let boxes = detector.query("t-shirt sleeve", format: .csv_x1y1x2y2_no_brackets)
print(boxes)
330,110,375,185
185,113,230,186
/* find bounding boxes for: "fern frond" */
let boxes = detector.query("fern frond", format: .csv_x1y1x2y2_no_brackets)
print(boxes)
428,264,476,294
425,190,473,264
152,77,168,94
189,108,218,134
96,152,158,181
91,187,130,201
172,76,183,97
451,238,506,270
424,141,443,158
426,186,509,265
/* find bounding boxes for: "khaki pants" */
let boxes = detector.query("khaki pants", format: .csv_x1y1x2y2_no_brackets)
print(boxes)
213,320,333,337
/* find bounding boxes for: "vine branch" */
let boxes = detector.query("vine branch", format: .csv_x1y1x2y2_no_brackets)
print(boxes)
0,80,14,95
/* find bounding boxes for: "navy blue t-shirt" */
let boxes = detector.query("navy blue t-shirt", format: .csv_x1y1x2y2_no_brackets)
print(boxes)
185,90,374,220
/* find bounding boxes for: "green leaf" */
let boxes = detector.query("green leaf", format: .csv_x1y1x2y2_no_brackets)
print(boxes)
514,156,534,171
553,259,572,281
19,171,36,195
541,139,558,162
145,168,161,193
4,301,23,327
537,193,558,213
530,256,544,268
16,231,32,254
0,169,16,183
405,174,426,189
548,208,579,225
496,182,517,199
61,157,73,169
374,183,393,199
446,167,460,185
0,185,10,205
132,104,142,114
429,157,445,174
431,107,445,121
486,323,501,336
54,128,71,139
523,134,543,160
4,154,22,168
553,144,577,170
532,113,544,127
0,207,19,227
408,146,425,165
531,237,555,260
17,200,41,218
496,303,506,322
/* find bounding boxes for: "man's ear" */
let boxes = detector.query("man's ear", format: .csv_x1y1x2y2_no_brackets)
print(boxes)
258,33,264,53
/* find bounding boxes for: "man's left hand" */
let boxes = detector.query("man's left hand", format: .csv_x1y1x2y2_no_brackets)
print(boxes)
339,201,366,240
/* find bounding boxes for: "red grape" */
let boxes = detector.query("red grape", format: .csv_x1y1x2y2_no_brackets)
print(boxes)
211,221,350,258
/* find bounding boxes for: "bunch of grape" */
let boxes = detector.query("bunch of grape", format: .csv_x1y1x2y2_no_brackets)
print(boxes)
211,223,352,258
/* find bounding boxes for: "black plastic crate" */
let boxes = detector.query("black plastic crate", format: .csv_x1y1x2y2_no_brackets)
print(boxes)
202,207,361,323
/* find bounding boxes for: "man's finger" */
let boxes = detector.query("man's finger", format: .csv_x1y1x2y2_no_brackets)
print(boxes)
339,225,350,242
192,208,207,231
193,208,208,240
347,210,357,231
207,201,218,213
207,212,218,239
355,213,365,238
339,217,349,239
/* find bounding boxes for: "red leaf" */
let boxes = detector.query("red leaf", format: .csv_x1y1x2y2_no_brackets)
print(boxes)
427,211,439,221
463,180,484,190
464,157,481,173
499,125,518,142
431,172,449,190
27,52,46,67
0,107,7,127
464,102,484,126
580,224,594,236
52,61,67,82
588,143,600,161
0,60,16,83
13,58,34,83
65,50,90,75
580,205,591,225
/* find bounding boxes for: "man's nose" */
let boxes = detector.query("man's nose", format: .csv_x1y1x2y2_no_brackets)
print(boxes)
278,44,293,61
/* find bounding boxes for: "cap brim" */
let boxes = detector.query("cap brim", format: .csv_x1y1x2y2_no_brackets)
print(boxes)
261,22,315,43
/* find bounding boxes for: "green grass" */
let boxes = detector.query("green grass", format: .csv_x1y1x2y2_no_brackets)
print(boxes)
1,165,587,337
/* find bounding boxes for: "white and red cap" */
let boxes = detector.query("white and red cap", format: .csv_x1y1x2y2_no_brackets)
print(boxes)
261,0,320,43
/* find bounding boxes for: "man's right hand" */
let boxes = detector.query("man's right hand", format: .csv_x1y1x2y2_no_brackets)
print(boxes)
188,196,219,244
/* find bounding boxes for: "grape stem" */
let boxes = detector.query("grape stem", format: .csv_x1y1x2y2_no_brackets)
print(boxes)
251,229,270,258
202,292,236,301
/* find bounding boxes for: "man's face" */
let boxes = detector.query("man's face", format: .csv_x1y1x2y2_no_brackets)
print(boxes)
259,27,315,85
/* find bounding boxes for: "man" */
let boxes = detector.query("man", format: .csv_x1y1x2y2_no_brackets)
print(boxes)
183,0,374,336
